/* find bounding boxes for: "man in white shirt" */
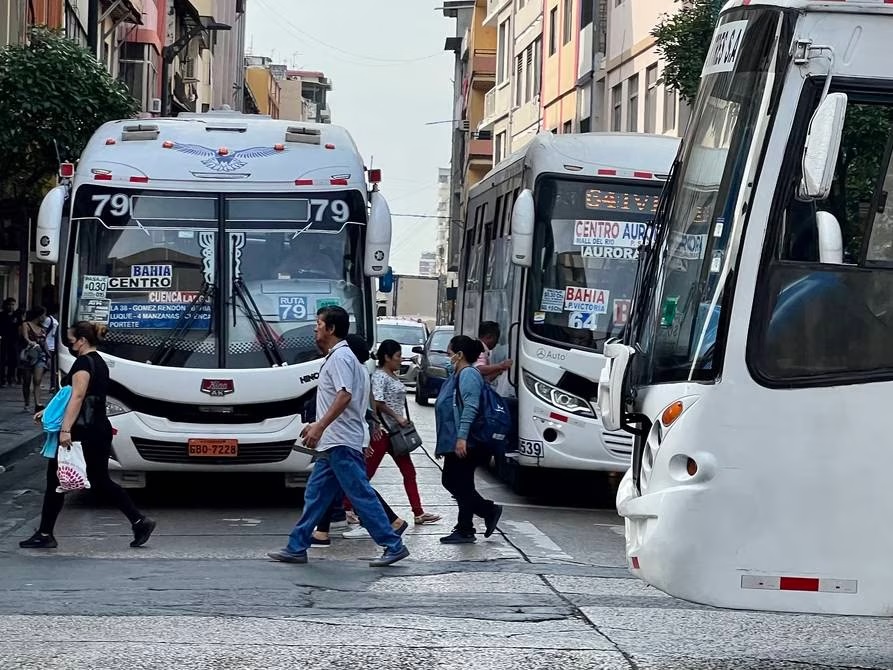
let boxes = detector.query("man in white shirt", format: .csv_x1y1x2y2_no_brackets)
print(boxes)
268,306,410,567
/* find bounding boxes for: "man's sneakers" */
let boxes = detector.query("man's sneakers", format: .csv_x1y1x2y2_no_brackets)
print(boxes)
369,545,410,567
267,549,309,563
439,529,476,544
19,532,57,549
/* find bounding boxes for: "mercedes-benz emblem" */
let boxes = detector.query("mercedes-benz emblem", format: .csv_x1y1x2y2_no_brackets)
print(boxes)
374,250,385,261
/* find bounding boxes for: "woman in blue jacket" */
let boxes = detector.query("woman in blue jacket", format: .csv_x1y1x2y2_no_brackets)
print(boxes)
435,335,503,544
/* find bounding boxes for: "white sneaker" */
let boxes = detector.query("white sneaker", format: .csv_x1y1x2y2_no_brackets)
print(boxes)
342,526,370,539
329,518,349,530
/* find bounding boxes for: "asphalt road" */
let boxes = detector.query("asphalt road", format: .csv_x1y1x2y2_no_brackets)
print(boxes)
0,405,890,669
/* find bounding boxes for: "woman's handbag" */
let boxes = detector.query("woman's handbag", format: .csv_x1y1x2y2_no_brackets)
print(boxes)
379,398,423,456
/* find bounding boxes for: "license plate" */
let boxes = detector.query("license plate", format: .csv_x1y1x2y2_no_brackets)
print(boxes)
518,439,544,458
187,438,238,457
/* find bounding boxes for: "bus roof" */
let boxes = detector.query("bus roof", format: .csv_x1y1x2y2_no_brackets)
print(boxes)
73,112,367,192
469,132,680,198
721,0,893,14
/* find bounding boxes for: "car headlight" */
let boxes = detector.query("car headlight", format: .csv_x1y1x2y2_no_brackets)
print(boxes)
106,397,131,417
522,371,595,418
427,365,448,379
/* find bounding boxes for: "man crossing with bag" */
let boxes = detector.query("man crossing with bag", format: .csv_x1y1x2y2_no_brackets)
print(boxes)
268,306,410,567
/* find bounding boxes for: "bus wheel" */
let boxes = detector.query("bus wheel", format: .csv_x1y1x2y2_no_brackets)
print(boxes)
499,456,536,496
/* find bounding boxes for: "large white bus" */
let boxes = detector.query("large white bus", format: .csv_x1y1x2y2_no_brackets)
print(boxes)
599,0,893,615
457,132,678,492
36,111,392,488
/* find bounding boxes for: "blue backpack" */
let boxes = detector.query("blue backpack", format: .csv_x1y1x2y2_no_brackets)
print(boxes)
455,369,512,454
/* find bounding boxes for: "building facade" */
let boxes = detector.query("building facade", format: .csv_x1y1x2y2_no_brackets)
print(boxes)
243,55,281,118
419,252,437,277
602,0,686,136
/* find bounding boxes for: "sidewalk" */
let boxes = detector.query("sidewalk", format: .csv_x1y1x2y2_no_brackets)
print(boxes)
0,382,51,469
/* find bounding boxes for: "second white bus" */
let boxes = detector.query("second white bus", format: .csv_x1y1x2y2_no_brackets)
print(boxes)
457,132,679,492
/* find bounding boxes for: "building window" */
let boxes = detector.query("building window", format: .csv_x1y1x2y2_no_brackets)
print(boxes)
580,117,591,132
611,83,622,132
497,19,510,84
644,64,658,134
563,120,573,133
663,85,677,132
581,0,595,27
495,131,507,161
532,37,542,100
562,0,573,45
549,7,558,55
525,43,533,102
515,54,524,106
627,74,639,132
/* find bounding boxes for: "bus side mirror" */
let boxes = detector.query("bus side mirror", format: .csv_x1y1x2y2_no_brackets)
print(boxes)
365,190,391,276
511,188,534,267
800,92,847,200
37,185,67,264
379,266,394,293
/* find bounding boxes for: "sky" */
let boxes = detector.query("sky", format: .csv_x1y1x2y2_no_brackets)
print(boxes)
245,0,455,276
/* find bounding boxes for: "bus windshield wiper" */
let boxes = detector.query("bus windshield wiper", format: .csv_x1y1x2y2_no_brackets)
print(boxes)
149,281,214,366
232,276,285,367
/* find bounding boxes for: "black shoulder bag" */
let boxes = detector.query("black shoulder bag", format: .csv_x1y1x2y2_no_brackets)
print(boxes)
379,396,423,456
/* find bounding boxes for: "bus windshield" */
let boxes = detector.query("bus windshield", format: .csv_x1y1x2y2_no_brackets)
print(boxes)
67,185,369,368
525,177,661,352
632,8,785,385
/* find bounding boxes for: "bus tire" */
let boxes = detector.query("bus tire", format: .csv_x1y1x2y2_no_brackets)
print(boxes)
499,456,536,496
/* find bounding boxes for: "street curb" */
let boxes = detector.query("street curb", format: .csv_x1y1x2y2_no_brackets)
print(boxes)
0,432,44,471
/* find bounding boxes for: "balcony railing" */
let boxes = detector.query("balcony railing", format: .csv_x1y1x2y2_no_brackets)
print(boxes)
471,48,497,84
484,88,497,121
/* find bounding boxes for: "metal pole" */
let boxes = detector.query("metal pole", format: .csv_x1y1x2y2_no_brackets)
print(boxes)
87,0,99,56
160,48,171,117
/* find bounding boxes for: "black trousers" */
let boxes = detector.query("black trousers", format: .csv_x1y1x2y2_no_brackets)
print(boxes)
0,340,16,384
442,447,496,534
39,431,144,534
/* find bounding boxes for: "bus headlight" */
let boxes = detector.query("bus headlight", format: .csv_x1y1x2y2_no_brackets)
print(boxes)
106,397,131,417
522,371,594,418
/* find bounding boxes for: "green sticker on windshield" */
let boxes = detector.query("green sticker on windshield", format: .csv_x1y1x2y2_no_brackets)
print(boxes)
316,298,341,310
660,296,679,328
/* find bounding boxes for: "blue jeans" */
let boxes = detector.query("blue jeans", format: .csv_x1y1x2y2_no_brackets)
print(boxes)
287,446,404,554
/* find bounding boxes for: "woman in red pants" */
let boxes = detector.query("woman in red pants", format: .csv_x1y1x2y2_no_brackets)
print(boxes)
346,339,440,528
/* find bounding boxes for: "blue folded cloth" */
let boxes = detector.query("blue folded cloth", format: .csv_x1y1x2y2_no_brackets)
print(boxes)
41,387,72,459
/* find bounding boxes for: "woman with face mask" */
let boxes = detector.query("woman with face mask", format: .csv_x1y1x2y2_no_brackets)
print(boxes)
19,321,156,550
434,335,503,544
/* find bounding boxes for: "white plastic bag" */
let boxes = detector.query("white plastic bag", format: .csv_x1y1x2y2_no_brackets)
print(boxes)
56,442,91,493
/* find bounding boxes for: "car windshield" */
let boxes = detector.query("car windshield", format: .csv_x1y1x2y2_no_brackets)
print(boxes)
429,329,453,352
378,324,426,345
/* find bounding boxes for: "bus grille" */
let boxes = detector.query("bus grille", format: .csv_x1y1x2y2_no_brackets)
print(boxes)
132,438,295,465
603,429,633,458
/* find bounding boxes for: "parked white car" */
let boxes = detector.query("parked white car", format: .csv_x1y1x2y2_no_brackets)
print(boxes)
374,317,430,386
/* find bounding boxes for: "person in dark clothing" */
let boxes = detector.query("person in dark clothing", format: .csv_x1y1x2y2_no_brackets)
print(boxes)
435,335,502,544
0,298,21,386
19,321,157,550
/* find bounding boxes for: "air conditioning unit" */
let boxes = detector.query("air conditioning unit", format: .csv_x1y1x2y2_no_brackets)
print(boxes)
457,119,470,132
149,98,162,114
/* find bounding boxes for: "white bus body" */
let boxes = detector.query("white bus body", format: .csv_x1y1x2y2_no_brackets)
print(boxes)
599,0,893,615
36,112,391,488
457,133,678,492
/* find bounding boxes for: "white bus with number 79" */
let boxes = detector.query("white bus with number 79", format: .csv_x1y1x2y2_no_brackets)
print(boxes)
35,111,392,488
